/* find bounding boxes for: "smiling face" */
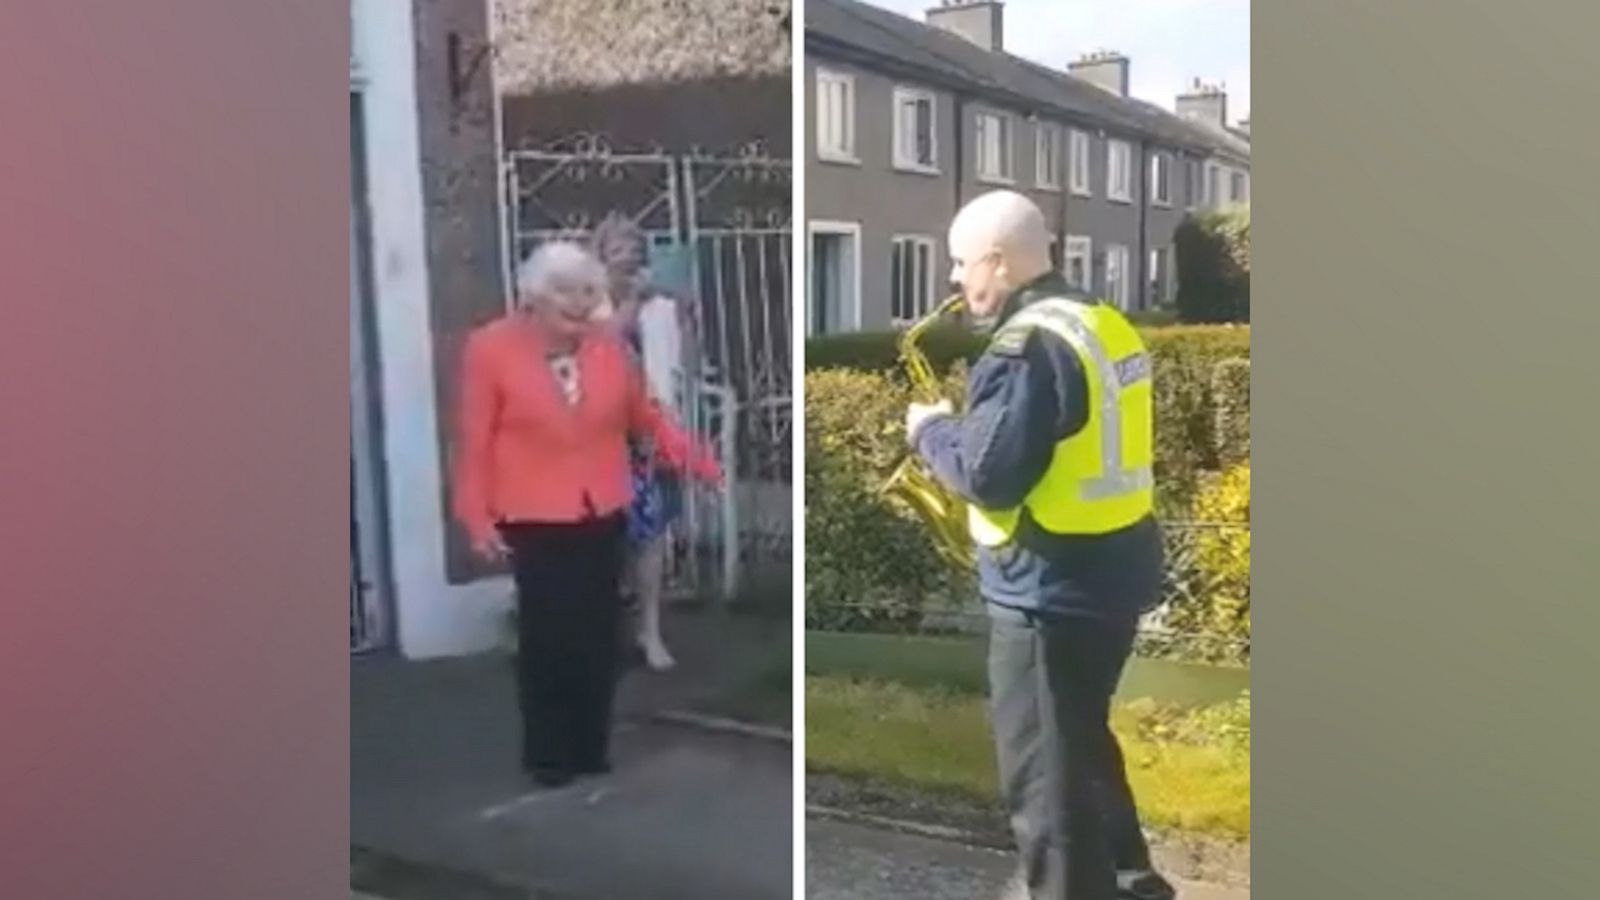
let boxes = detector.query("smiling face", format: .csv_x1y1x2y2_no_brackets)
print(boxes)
514,241,611,344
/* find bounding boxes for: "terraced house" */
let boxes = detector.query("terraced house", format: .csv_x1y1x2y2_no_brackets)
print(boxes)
805,0,1251,333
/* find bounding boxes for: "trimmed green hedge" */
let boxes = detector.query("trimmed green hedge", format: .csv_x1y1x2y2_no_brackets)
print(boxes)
805,325,1251,651
805,368,956,632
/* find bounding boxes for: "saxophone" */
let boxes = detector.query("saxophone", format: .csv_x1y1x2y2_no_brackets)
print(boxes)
879,294,976,571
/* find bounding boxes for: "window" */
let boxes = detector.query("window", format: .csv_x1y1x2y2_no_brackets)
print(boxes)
816,69,856,162
1205,162,1221,207
1035,123,1064,189
975,111,1014,182
1185,158,1201,209
1105,244,1131,310
1107,140,1133,202
1069,129,1092,195
891,236,937,324
1063,236,1093,292
1149,246,1173,307
893,87,937,171
808,222,860,334
1151,153,1172,207
1232,170,1249,204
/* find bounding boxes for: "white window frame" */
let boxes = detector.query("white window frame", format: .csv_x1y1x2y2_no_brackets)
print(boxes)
806,220,863,334
1149,246,1174,306
1105,243,1131,310
1063,235,1093,293
1204,161,1222,207
975,110,1015,184
1034,122,1063,191
891,86,939,174
889,234,938,326
1107,139,1133,203
1185,157,1202,210
1151,152,1173,207
1069,129,1092,196
815,68,858,164
1232,169,1249,204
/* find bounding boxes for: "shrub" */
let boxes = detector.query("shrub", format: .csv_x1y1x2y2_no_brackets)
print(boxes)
804,369,957,630
805,326,1252,657
1212,359,1251,469
1144,327,1250,505
804,326,1252,509
1160,464,1251,664
1175,207,1251,324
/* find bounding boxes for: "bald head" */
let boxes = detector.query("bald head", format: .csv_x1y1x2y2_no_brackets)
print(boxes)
948,190,1052,320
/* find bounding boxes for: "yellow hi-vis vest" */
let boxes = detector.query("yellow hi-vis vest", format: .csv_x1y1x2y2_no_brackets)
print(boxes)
968,297,1155,546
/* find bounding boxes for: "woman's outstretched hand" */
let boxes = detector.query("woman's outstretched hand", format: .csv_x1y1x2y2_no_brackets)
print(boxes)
692,451,725,489
472,531,510,563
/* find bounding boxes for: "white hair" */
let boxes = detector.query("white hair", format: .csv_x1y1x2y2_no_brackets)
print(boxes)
515,241,608,313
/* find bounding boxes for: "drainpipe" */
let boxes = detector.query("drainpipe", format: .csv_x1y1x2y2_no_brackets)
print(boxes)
1057,132,1069,274
952,93,966,211
1136,140,1149,312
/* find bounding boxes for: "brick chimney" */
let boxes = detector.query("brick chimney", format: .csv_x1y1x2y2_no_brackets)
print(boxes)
1177,78,1229,129
1068,50,1130,97
926,1,1004,53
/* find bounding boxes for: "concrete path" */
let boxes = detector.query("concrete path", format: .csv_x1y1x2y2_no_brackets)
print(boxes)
806,818,1248,900
352,610,793,900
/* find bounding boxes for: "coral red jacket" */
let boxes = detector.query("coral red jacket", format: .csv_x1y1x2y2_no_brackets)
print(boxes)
452,316,717,545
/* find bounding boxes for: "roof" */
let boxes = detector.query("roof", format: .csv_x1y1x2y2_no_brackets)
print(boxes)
806,0,1249,165
495,0,792,94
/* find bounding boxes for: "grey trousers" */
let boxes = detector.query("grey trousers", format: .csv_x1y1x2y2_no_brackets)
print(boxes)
988,605,1151,900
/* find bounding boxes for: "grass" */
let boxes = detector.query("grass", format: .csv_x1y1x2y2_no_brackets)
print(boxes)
805,675,1251,840
808,630,1250,708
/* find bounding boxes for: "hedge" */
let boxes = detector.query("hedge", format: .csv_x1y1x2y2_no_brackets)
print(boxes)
804,368,958,631
805,325,1251,654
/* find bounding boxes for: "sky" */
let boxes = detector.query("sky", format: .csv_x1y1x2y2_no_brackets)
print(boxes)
866,0,1251,124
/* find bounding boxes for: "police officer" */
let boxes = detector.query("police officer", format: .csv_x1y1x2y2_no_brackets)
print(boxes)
906,190,1176,900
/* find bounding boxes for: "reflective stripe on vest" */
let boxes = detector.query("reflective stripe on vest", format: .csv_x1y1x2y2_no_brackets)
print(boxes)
968,298,1155,545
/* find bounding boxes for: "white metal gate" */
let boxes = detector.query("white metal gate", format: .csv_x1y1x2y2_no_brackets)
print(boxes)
504,136,792,600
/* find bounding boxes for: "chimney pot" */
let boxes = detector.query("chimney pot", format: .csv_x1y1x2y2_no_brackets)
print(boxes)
1068,49,1130,97
926,1,1005,53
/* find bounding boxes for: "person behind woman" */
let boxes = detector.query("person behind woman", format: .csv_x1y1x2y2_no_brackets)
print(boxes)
591,214,698,671
452,240,721,788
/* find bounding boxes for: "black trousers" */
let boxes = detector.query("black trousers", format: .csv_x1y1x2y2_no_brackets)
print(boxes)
502,515,627,777
988,606,1152,900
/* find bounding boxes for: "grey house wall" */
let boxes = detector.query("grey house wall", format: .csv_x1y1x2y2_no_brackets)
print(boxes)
807,50,1211,327
411,0,507,584
805,56,959,330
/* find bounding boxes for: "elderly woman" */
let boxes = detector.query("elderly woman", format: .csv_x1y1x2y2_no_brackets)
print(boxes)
453,240,721,788
591,214,699,671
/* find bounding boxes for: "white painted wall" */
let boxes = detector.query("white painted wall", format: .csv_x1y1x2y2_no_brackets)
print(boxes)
353,0,512,660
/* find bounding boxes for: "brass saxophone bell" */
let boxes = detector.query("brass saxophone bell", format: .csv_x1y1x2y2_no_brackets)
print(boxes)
877,294,976,572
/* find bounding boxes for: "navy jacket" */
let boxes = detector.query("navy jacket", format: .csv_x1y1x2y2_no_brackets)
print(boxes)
912,273,1164,623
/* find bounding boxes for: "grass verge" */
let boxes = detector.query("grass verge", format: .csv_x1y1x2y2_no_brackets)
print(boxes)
805,675,1250,840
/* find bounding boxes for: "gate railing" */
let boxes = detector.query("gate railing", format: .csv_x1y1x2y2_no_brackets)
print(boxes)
503,136,792,601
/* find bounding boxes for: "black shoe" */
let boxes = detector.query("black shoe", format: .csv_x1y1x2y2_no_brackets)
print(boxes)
1117,869,1176,900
